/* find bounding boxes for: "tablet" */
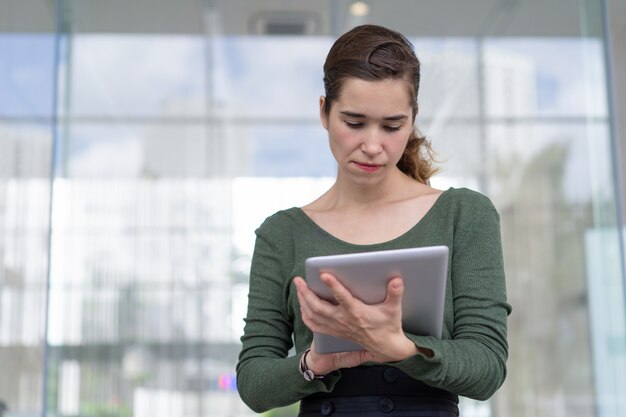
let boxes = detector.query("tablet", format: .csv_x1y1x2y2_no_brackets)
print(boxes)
304,245,448,354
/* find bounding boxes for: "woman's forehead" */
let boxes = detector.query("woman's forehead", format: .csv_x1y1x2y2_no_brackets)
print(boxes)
334,78,413,115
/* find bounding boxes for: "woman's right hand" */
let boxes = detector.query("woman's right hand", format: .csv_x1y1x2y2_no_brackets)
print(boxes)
293,274,419,375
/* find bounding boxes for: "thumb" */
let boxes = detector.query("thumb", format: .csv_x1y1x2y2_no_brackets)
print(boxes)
385,277,404,304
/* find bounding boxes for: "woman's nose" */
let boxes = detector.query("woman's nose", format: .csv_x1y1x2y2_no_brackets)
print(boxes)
360,130,383,155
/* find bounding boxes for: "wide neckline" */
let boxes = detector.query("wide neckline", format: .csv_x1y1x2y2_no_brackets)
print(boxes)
294,187,453,249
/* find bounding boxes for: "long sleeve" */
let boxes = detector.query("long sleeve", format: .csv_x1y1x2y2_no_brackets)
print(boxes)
236,214,340,412
393,195,511,400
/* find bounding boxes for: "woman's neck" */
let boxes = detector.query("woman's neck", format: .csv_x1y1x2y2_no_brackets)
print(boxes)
326,168,423,209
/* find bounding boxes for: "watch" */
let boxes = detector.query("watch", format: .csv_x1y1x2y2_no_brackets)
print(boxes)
299,348,324,381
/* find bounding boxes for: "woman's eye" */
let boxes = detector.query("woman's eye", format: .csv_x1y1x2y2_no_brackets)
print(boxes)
384,126,401,132
345,121,363,129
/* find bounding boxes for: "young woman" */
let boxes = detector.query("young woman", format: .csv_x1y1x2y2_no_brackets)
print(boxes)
237,24,511,417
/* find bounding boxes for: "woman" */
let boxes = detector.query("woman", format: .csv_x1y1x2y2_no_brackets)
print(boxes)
237,24,511,416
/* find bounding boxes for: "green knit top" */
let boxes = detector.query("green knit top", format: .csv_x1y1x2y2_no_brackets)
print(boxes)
237,187,511,413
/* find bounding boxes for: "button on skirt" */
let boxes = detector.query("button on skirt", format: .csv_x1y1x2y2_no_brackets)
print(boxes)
298,366,459,417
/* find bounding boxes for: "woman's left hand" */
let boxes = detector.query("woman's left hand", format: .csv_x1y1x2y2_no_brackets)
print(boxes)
293,273,418,371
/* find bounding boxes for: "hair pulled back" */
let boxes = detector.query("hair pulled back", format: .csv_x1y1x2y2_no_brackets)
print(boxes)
323,24,437,183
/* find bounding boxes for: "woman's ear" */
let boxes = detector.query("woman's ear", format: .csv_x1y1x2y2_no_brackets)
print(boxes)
319,96,329,130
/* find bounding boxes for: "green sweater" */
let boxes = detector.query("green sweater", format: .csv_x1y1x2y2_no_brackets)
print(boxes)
237,187,511,413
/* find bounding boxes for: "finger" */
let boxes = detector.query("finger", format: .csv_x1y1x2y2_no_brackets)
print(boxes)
293,276,309,295
384,277,404,305
293,277,318,323
294,276,335,329
293,277,308,307
320,273,356,306
294,277,320,309
295,276,332,304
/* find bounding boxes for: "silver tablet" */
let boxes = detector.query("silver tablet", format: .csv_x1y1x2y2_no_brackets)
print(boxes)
304,245,448,354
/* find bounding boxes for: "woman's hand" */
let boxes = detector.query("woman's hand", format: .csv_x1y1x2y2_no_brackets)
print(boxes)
293,273,419,375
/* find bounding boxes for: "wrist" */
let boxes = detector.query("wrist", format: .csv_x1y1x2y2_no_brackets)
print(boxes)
401,335,433,358
299,348,325,381
397,337,419,360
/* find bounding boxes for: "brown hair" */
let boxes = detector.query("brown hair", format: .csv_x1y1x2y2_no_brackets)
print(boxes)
323,24,438,183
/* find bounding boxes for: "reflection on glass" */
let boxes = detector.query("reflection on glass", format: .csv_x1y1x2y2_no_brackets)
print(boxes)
214,37,329,118
0,35,55,118
64,36,206,118
1,2,625,417
414,38,480,120
490,124,599,415
0,117,53,414
484,38,607,117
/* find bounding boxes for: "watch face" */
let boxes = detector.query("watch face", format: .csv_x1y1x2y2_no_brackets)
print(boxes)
303,369,315,381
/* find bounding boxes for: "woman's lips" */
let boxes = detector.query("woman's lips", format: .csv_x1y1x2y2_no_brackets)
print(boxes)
354,162,382,173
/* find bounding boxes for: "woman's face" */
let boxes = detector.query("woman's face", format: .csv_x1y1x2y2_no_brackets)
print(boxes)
320,77,414,187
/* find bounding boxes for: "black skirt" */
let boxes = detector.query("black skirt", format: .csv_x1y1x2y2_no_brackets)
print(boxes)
298,366,459,417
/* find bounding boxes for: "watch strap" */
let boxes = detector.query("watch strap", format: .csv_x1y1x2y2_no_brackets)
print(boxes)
299,348,324,381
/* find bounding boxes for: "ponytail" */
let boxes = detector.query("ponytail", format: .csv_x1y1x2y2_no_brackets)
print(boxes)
396,129,438,184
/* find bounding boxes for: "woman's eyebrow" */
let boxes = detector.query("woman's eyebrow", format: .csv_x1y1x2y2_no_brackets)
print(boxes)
340,111,366,118
383,114,408,121
339,110,408,121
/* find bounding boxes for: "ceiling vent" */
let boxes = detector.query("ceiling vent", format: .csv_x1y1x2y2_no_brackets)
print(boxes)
249,11,320,35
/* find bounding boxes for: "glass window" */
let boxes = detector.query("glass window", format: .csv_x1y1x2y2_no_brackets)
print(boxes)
0,30,55,417
1,1,625,416
64,36,207,118
0,35,55,118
